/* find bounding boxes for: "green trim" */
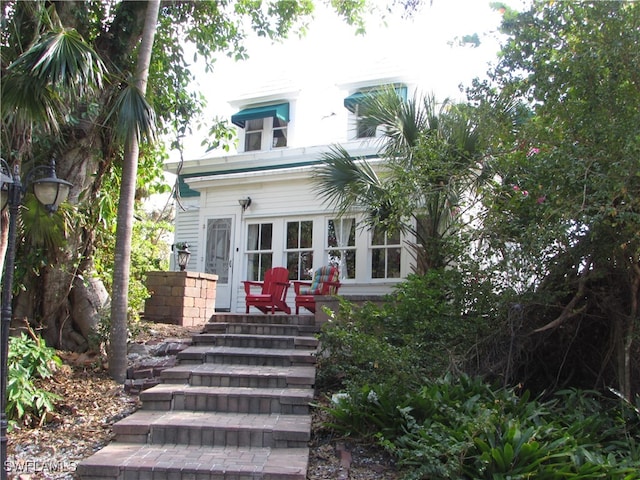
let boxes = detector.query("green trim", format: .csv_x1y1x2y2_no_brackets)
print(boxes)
231,103,290,128
177,176,200,198
177,154,379,191
343,85,408,113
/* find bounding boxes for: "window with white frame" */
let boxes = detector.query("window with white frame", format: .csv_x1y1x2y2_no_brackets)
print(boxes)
327,218,356,279
285,220,313,281
344,85,407,140
371,227,401,279
272,117,288,148
354,104,377,139
246,223,273,281
231,103,290,153
244,118,264,152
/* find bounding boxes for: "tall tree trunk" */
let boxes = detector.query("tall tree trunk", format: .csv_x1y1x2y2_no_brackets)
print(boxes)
108,0,160,383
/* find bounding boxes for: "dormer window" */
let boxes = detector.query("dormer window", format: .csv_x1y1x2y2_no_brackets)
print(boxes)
232,103,290,152
344,85,407,139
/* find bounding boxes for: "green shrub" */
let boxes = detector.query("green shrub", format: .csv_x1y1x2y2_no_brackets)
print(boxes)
317,270,489,393
6,333,62,429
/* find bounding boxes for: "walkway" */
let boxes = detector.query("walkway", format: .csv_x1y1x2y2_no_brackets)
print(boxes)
77,313,319,480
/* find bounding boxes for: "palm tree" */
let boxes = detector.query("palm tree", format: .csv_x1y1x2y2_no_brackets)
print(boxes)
109,0,160,383
313,88,484,272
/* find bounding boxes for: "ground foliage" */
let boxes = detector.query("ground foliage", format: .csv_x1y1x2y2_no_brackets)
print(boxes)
321,374,640,479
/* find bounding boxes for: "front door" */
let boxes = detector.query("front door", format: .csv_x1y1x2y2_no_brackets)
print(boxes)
205,217,233,311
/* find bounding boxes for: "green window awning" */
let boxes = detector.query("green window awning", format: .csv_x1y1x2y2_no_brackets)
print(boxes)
231,103,290,128
343,86,407,113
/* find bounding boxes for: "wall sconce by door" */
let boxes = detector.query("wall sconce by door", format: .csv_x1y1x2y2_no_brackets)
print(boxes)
238,197,252,211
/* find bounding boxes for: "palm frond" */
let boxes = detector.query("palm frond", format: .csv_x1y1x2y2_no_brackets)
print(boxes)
106,78,158,145
1,73,61,131
313,145,383,216
9,28,105,94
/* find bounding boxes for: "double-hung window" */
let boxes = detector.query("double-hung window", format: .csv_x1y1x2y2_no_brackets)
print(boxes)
344,85,407,140
286,220,313,281
244,118,264,152
371,227,401,279
246,223,273,281
231,103,289,152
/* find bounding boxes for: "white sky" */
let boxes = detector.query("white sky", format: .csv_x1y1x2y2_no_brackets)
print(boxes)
168,0,527,161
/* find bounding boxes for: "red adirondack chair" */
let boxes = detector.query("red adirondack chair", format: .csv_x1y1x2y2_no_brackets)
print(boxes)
242,266,291,314
293,265,341,314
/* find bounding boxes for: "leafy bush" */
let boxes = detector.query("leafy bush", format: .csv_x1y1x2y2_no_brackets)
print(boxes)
6,333,62,429
316,270,490,393
323,374,640,479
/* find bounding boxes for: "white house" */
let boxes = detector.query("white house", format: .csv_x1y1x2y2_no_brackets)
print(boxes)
163,72,427,313
161,1,507,313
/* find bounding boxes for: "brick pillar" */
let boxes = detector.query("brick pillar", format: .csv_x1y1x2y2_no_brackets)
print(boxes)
144,271,218,327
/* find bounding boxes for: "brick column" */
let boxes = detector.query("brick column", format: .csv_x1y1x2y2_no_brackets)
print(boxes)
143,271,218,327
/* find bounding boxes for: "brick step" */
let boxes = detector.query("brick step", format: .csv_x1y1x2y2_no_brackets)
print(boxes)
76,444,309,480
204,322,319,337
161,363,316,388
209,313,316,327
114,411,311,448
192,333,319,349
177,346,317,367
140,384,314,414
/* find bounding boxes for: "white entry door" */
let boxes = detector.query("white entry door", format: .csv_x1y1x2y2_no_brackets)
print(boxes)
205,217,234,311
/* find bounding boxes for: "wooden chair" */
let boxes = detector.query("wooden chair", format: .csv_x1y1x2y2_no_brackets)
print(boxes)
293,265,341,314
242,266,291,314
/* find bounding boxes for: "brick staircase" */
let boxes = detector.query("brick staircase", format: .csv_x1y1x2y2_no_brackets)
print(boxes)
77,313,319,480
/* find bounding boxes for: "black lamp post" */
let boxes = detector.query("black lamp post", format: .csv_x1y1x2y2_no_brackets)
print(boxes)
176,243,191,271
0,158,72,480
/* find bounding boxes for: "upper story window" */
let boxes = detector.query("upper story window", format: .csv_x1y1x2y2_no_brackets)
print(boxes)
232,103,289,152
344,85,407,139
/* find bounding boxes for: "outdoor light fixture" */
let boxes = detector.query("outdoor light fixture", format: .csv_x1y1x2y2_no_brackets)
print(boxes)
238,197,252,211
1,157,73,476
176,243,191,271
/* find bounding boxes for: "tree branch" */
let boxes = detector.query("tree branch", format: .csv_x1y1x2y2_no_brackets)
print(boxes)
533,257,592,333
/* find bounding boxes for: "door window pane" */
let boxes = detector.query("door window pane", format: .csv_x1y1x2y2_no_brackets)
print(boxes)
286,220,313,280
205,218,231,283
246,223,273,281
327,218,356,279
